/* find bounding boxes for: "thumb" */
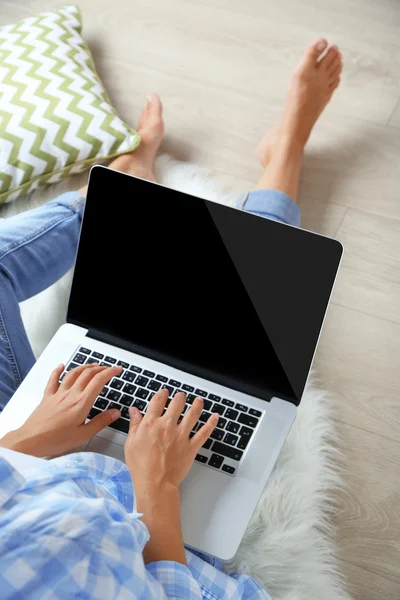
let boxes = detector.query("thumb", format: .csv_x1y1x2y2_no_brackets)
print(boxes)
128,406,143,434
84,408,120,438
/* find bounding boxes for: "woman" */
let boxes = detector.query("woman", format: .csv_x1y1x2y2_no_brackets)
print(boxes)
0,39,341,599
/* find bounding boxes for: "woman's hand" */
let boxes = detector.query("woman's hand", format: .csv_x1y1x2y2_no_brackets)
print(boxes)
125,389,218,489
124,389,219,564
0,363,122,457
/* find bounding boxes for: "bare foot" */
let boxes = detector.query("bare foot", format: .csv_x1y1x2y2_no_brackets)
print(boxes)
258,38,342,166
108,92,164,181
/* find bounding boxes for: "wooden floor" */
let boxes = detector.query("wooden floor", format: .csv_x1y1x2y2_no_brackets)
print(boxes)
3,1,400,598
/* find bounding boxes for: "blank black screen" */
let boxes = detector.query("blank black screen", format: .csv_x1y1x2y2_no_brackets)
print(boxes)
68,167,342,406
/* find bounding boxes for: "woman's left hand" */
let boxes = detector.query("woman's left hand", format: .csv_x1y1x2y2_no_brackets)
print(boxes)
0,363,122,457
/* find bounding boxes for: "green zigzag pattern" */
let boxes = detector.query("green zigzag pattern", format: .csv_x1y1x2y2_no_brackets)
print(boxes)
0,5,140,204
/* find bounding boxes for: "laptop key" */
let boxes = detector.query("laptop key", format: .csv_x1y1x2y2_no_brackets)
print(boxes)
94,398,108,410
107,390,121,402
92,352,104,360
222,465,236,475
211,441,243,462
208,453,224,469
118,360,129,369
120,394,133,406
110,379,124,391
162,384,174,396
169,379,181,388
136,376,149,387
156,374,168,383
222,398,234,407
143,370,155,378
148,380,161,391
217,417,227,429
226,421,240,434
224,433,238,446
195,454,208,464
195,388,207,398
123,383,136,395
122,371,136,383
86,357,99,365
120,407,130,419
133,399,146,411
182,384,194,392
239,426,253,439
108,402,121,411
135,388,149,400
202,399,212,411
104,356,117,364
225,408,238,420
238,414,259,428
209,394,221,402
212,404,225,416
249,408,262,417
79,347,91,355
99,387,108,397
130,365,142,373
73,353,86,364
67,362,79,371
187,394,196,404
237,436,250,450
88,407,101,419
235,403,248,412
210,428,224,441
199,411,211,422
108,419,129,434
202,438,212,450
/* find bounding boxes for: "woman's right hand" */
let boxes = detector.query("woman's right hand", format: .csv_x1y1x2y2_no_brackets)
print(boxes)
124,389,218,490
124,389,219,565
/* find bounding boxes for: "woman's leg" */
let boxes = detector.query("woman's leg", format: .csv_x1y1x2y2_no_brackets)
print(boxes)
0,93,165,410
241,37,342,223
0,193,85,409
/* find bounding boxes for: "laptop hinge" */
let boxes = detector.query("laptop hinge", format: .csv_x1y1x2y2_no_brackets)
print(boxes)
86,328,273,403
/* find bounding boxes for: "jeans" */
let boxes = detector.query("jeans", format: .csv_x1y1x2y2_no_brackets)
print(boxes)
0,189,300,410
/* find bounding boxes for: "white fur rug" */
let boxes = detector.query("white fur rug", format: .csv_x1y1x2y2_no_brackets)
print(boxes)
1,156,349,600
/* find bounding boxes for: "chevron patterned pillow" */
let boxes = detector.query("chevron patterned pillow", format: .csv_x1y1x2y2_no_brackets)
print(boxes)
0,4,140,204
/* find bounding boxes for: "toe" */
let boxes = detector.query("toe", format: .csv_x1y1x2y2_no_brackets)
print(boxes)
302,37,328,65
320,45,340,70
146,92,163,120
329,62,342,81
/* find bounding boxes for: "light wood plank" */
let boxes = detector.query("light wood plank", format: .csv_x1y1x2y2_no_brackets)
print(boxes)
316,304,400,442
333,423,400,585
333,209,400,324
338,560,400,600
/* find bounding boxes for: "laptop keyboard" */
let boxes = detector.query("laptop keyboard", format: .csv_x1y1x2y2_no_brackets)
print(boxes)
61,346,263,476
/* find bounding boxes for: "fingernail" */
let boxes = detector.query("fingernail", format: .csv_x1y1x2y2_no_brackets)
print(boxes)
147,93,154,103
129,407,138,418
110,409,120,421
316,40,326,51
58,363,64,369
332,44,339,51
213,413,219,420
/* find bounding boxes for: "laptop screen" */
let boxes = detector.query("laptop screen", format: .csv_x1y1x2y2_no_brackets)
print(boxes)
68,167,342,406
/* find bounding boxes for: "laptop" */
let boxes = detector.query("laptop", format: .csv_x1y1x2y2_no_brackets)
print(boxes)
0,165,343,560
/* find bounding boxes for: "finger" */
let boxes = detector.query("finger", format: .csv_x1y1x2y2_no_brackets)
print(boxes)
60,363,99,390
191,413,219,451
82,407,121,440
45,364,64,395
145,388,169,419
180,397,203,434
74,364,121,393
128,406,143,434
80,366,124,410
164,391,186,423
